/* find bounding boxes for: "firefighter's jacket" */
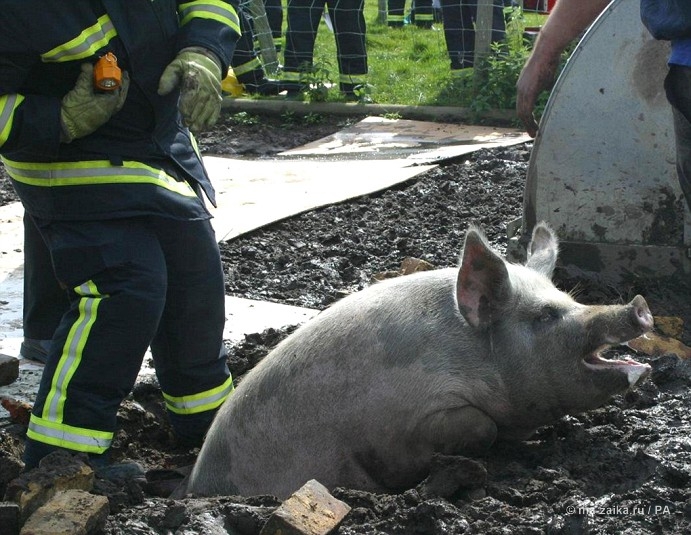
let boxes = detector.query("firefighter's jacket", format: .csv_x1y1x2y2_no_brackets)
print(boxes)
0,0,240,221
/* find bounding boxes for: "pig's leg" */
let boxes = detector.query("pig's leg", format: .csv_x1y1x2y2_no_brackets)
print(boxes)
418,406,498,455
352,406,497,492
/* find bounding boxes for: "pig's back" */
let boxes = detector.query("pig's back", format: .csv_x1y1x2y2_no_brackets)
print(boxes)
188,268,481,497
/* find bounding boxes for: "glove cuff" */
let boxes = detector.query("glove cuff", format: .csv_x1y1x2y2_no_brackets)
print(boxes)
179,47,223,80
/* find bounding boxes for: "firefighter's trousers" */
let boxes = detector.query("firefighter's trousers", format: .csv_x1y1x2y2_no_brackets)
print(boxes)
23,215,232,467
283,0,367,92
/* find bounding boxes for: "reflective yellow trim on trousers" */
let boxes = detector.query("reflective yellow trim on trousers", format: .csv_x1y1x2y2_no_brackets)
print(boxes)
179,0,241,36
45,281,104,423
0,94,23,148
27,415,113,453
233,57,261,77
1,158,198,198
28,281,112,454
41,14,117,62
163,375,234,415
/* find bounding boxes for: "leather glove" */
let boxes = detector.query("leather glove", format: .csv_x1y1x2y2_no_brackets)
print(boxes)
157,47,223,134
60,63,130,143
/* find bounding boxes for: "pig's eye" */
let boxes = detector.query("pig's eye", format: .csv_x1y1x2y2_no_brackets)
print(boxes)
536,306,560,325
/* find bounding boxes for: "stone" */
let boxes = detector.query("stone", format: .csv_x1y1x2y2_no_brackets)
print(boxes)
19,489,108,535
260,479,351,535
4,451,94,524
0,354,19,387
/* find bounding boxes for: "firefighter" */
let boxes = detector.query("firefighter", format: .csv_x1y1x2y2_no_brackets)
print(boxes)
440,0,508,76
264,0,285,51
230,8,283,95
0,0,239,472
282,0,367,99
387,0,435,28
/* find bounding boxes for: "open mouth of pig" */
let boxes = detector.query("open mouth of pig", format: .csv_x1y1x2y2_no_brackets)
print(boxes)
582,341,651,387
580,294,653,387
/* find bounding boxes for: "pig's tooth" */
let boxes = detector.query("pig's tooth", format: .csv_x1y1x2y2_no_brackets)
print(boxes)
582,352,650,381
625,363,652,387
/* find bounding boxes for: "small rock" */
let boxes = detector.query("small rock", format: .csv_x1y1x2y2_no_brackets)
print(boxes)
0,355,19,387
19,489,108,535
0,398,32,426
260,479,351,535
4,451,94,524
400,257,435,275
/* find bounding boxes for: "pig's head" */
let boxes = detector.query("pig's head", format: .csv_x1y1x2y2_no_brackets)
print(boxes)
455,222,653,435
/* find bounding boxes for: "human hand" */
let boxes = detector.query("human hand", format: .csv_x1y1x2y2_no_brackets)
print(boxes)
60,63,130,143
516,51,560,138
158,47,223,133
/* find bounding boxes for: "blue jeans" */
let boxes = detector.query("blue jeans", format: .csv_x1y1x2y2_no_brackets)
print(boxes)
665,64,691,211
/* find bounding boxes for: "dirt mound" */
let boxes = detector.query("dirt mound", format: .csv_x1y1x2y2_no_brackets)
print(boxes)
2,112,691,534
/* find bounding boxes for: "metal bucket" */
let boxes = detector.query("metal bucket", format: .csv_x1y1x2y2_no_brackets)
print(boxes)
509,0,689,282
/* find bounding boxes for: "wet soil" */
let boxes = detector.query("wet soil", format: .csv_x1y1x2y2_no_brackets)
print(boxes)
2,111,691,534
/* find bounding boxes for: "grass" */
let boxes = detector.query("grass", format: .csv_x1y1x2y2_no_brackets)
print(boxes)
257,3,553,112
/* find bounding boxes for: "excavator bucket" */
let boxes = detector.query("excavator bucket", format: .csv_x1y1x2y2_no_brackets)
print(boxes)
508,0,689,282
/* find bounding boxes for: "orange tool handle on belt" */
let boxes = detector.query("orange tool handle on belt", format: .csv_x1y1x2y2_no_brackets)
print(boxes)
93,52,122,91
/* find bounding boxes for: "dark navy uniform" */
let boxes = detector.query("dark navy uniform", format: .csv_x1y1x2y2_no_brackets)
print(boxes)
0,0,240,465
231,8,280,94
388,0,434,28
282,0,367,96
440,0,507,75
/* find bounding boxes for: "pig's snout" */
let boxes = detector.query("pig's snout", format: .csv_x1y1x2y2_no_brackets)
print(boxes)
585,294,654,349
629,295,654,333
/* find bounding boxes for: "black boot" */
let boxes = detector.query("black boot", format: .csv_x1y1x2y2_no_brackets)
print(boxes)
244,78,283,96
237,68,284,96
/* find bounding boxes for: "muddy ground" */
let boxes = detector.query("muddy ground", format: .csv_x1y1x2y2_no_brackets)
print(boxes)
2,111,691,534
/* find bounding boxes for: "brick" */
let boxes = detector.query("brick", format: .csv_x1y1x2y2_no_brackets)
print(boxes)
0,354,19,387
260,479,351,535
0,398,32,426
4,451,94,524
19,489,108,535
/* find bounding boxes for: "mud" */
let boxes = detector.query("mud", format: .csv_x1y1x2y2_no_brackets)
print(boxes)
2,112,691,534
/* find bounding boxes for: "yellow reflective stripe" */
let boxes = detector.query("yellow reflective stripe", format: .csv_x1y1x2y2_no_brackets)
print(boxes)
2,158,198,198
179,0,241,35
0,94,23,148
163,375,234,415
233,57,261,77
339,74,367,85
42,14,117,63
388,15,405,22
27,414,113,454
44,281,105,424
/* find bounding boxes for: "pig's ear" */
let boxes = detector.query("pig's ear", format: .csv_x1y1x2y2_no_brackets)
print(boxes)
525,221,558,278
456,227,509,329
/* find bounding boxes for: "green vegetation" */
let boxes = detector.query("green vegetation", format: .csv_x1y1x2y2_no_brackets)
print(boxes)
262,3,561,116
227,111,261,125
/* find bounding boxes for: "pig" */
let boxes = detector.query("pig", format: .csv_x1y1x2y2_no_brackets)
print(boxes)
181,222,653,499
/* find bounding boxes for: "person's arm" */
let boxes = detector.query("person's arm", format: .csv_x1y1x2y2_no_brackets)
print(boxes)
516,0,611,137
158,0,242,133
175,0,242,80
0,54,64,156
